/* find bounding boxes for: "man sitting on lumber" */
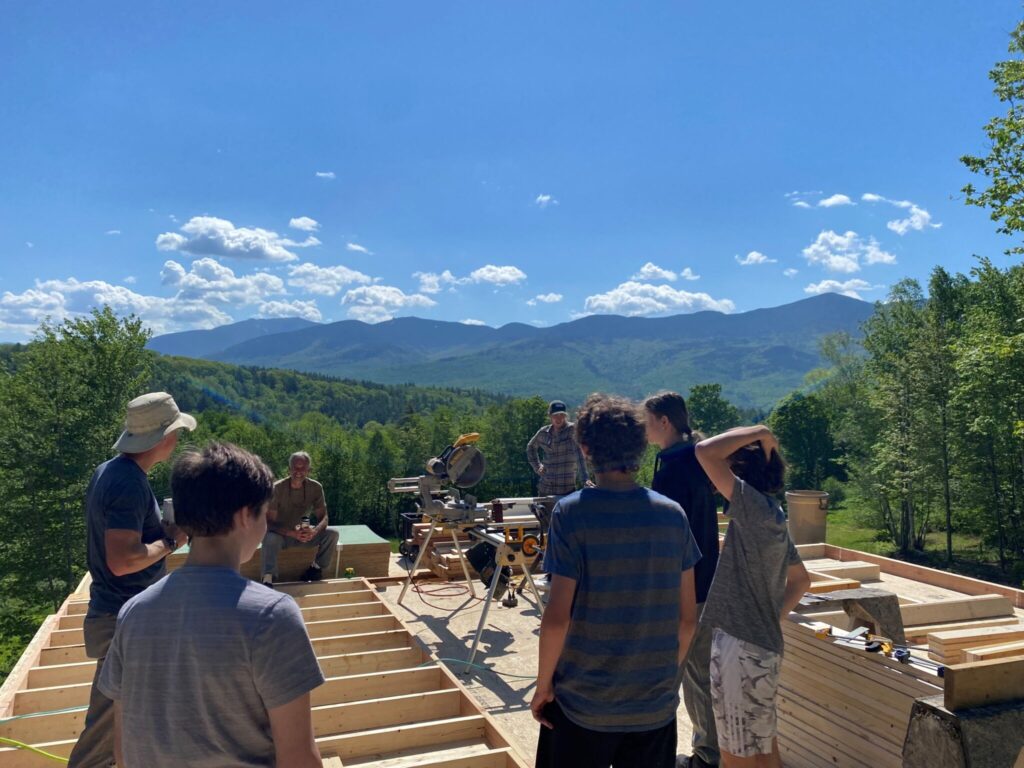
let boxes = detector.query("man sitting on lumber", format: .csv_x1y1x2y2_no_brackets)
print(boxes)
261,450,339,585
695,426,811,768
531,393,701,768
98,442,325,768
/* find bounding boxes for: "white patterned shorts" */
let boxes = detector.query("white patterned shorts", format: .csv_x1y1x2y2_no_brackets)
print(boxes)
709,628,782,757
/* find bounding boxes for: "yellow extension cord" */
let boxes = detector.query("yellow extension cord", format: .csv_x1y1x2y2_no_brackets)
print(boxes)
0,736,69,763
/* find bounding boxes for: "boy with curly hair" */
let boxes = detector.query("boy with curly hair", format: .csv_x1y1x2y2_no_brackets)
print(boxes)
531,394,701,768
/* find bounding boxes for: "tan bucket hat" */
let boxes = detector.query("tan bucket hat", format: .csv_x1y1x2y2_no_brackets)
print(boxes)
112,392,197,453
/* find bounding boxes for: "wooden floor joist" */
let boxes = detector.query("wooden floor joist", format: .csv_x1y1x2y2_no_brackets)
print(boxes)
0,577,529,768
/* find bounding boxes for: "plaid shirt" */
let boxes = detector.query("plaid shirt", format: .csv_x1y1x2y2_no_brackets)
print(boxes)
527,422,589,496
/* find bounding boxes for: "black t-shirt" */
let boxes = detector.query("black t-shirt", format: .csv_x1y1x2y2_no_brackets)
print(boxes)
86,455,166,615
651,441,719,603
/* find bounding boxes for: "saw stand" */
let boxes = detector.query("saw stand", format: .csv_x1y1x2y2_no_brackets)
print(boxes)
465,527,544,673
398,517,477,605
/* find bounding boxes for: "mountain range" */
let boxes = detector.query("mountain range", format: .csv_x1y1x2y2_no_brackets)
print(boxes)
148,293,874,409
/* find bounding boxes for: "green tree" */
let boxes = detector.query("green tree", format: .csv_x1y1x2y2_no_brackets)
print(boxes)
687,383,741,435
768,392,839,491
962,21,1024,254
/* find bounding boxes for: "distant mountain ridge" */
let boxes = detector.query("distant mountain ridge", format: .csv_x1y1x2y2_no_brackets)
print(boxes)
148,294,874,409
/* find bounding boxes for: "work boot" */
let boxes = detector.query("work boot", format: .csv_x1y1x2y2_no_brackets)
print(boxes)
676,755,714,768
300,565,323,582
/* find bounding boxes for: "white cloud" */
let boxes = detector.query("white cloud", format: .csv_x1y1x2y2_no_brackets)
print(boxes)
25,242,33,248
106,229,121,236
414,270,460,294
680,267,700,281
783,268,799,277
535,194,558,208
527,292,563,306
159,258,285,305
2,278,234,337
793,200,812,209
316,171,336,179
124,276,137,284
735,251,776,266
632,262,677,282
287,262,372,296
861,193,941,236
583,281,735,317
804,278,880,300
346,242,372,255
289,217,320,232
818,194,855,208
460,318,487,326
342,285,436,323
257,299,322,322
802,230,896,273
156,216,320,262
468,264,527,286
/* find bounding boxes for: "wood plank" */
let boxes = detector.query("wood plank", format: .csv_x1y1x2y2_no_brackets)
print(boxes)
943,656,1024,710
796,543,827,558
27,660,96,689
317,647,428,678
315,715,487,761
823,544,1024,609
962,642,1024,662
901,594,1014,626
312,689,462,736
276,578,373,597
37,643,89,666
13,680,91,714
312,666,442,707
0,614,58,718
928,625,1024,663
343,742,508,768
807,578,861,594
0,738,76,768
301,602,388,622
48,627,84,647
348,749,512,768
296,590,378,608
0,704,84,743
807,561,880,581
66,602,88,615
312,630,412,657
905,617,1019,643
57,614,85,630
306,615,401,639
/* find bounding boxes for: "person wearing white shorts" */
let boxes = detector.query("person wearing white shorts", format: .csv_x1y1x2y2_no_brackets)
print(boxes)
695,426,811,767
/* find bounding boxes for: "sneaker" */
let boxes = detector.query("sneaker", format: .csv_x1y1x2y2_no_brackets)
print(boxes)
261,574,275,589
300,565,323,582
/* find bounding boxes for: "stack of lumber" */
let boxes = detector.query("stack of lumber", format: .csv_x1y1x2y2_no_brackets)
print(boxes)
778,617,943,768
927,623,1024,664
0,578,529,768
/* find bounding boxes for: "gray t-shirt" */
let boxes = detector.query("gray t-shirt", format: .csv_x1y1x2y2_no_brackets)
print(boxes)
98,565,325,767
700,478,802,654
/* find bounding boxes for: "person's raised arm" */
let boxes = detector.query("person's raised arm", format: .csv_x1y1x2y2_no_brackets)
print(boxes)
268,692,321,768
695,426,779,501
678,568,698,666
530,574,575,728
780,561,811,621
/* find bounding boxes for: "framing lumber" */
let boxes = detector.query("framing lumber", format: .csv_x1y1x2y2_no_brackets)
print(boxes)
962,642,1024,662
943,656,1024,710
928,624,1024,664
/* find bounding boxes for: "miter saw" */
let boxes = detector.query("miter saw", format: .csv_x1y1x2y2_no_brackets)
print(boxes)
391,433,492,604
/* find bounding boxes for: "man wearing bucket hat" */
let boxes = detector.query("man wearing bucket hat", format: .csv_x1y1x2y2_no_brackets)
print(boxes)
68,392,196,768
527,400,590,498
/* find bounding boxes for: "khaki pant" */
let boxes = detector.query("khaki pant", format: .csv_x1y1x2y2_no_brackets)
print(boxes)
682,610,720,765
67,611,118,768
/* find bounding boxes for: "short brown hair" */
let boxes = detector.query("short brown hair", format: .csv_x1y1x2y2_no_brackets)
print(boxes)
574,394,647,473
729,444,786,496
171,442,274,537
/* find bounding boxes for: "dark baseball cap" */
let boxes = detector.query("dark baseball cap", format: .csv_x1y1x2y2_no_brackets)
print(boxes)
548,400,568,416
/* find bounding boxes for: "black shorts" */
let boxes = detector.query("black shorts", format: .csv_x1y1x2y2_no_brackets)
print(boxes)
535,699,677,768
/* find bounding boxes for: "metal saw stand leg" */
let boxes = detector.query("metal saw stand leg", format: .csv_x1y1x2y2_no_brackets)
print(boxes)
450,526,477,598
398,520,437,606
465,542,509,673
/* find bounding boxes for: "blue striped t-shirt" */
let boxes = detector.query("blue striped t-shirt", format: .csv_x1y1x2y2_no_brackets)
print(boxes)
545,486,701,732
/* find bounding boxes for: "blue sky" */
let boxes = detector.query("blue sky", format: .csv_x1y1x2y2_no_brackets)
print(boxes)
0,2,1021,339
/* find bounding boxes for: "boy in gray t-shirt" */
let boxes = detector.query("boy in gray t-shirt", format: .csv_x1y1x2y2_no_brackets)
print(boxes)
98,443,325,768
696,426,811,767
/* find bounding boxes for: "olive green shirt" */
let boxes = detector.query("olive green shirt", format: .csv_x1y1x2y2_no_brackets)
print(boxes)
269,478,327,531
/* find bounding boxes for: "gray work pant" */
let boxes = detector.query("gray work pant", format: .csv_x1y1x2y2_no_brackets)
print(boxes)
67,611,118,768
260,527,339,577
682,610,720,766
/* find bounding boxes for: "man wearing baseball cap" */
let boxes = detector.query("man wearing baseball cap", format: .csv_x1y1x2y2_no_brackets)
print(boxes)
69,392,196,768
527,400,590,497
